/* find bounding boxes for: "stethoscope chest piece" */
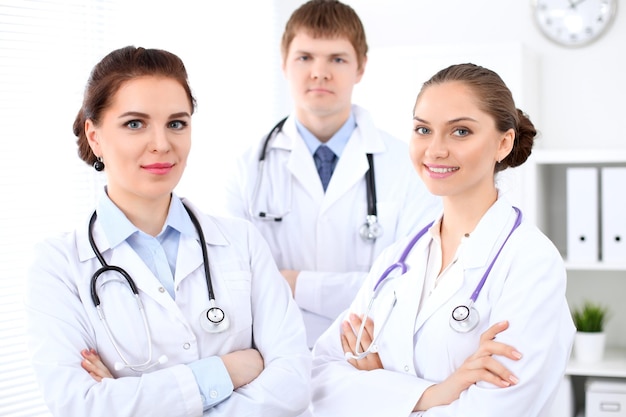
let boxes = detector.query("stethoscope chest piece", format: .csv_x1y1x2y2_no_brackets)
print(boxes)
200,301,230,333
449,304,480,333
360,215,383,241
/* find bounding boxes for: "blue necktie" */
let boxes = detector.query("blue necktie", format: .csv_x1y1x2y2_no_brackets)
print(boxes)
314,145,336,192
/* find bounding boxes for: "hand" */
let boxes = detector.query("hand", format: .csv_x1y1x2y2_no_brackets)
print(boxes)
221,349,264,389
341,313,383,371
81,348,114,382
280,270,299,297
414,321,522,411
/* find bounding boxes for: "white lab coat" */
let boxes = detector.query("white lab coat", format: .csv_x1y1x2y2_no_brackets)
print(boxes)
25,199,311,417
311,196,575,417
219,105,441,346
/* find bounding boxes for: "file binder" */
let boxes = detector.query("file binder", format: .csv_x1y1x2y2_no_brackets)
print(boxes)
600,167,626,264
567,167,599,262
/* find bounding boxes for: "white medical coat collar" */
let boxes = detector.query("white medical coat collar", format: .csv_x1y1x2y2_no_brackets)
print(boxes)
269,105,387,155
391,194,521,335
271,105,388,208
76,198,230,264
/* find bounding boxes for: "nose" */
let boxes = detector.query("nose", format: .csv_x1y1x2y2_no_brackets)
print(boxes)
424,134,448,159
150,127,171,153
311,60,330,80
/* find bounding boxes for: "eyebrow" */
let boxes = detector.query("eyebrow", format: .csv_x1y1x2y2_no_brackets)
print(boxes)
292,49,350,58
118,111,191,119
413,116,478,124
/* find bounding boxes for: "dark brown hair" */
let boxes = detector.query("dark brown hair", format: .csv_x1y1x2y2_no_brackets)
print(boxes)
281,0,368,70
415,63,536,172
73,46,196,166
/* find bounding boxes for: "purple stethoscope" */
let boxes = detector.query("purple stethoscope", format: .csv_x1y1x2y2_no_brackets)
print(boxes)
346,207,522,360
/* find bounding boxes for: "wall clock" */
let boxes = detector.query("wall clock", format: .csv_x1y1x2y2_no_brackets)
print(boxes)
531,0,617,47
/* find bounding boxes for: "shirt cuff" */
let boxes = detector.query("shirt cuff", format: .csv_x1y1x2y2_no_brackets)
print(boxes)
187,356,234,410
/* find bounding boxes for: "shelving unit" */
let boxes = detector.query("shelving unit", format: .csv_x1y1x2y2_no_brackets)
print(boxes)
527,150,626,417
567,348,626,378
525,149,626,267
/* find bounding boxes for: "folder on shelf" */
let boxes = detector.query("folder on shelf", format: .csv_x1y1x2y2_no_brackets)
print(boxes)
601,167,626,264
567,167,599,263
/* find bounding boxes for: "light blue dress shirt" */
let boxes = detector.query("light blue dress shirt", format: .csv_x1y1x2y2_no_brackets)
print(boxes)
295,112,357,163
97,190,234,410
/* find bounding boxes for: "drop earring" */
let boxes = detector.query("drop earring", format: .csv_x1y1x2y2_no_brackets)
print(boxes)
93,157,105,172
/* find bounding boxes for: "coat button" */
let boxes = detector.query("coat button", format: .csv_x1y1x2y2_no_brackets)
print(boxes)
158,287,165,293
404,365,409,372
183,342,191,350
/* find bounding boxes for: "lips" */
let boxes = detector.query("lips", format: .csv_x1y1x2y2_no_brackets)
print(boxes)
424,164,459,179
142,163,174,175
308,87,332,94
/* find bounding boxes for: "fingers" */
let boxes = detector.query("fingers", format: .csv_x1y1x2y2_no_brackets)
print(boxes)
80,348,114,381
480,320,509,342
471,321,522,387
477,321,522,360
340,314,384,371
469,355,519,387
341,314,373,356
352,314,375,349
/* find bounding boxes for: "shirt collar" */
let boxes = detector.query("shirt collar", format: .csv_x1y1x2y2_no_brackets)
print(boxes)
96,189,196,247
295,112,357,157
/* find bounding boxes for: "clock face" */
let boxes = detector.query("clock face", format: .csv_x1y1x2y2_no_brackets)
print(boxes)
532,0,617,47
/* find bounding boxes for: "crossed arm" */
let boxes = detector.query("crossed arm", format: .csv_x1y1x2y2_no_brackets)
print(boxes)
81,348,265,390
340,314,521,412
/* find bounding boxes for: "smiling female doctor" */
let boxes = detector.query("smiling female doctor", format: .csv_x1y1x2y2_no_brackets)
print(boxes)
25,46,310,417
309,63,575,417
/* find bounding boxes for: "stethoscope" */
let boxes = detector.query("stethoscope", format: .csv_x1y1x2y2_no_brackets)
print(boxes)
88,203,229,372
249,117,383,241
346,207,522,360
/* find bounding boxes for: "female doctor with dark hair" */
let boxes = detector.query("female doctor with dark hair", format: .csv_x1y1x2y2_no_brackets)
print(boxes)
25,45,311,417
309,63,575,416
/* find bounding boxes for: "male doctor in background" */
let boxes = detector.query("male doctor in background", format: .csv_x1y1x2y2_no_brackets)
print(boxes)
218,0,441,347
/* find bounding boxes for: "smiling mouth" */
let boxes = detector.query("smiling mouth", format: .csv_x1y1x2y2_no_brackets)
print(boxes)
428,166,459,174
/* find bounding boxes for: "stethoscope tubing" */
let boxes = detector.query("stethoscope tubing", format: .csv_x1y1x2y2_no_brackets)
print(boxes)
253,117,381,240
87,203,226,371
349,206,523,359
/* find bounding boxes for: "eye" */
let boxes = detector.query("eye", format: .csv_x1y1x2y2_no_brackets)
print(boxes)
332,57,346,64
125,120,143,129
168,120,188,130
414,126,430,135
297,55,310,62
453,128,471,137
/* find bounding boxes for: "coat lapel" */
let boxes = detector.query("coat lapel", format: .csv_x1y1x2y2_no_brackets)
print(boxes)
412,198,519,334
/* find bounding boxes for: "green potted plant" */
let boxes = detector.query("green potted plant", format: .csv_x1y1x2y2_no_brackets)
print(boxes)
572,301,610,363
572,301,610,333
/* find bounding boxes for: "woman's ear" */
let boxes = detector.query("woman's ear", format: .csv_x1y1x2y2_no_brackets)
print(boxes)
497,128,515,162
85,119,101,156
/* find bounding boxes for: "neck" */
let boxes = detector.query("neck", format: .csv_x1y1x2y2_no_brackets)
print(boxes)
295,107,350,143
441,188,498,239
108,191,171,237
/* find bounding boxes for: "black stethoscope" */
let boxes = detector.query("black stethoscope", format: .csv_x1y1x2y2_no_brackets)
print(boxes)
249,117,382,241
88,203,228,372
346,207,522,360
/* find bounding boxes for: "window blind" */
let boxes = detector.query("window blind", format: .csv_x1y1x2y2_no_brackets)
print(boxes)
0,1,119,415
